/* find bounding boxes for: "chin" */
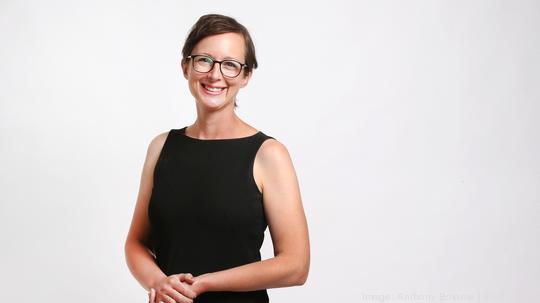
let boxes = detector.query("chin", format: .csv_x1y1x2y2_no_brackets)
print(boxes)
196,97,230,110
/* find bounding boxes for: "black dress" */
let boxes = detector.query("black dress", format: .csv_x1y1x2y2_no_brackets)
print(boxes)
148,126,275,303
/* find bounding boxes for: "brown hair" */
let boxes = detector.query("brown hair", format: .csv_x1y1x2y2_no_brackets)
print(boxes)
181,14,258,108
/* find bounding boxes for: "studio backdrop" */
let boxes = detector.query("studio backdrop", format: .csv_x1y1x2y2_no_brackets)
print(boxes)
0,0,538,302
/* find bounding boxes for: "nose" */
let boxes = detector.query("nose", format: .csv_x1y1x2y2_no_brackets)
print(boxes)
207,61,223,80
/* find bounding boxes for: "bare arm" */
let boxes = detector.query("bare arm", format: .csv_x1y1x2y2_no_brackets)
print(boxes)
124,132,169,291
195,139,310,293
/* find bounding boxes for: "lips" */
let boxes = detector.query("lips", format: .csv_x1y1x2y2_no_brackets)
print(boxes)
201,83,226,95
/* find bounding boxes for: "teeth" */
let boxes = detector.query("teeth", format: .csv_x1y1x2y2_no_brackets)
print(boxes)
203,84,225,92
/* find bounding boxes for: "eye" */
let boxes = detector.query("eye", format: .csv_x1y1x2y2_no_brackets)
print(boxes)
223,61,240,69
196,56,213,64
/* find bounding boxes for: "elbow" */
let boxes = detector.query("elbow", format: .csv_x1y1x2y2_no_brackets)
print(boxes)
124,238,137,255
292,260,310,286
295,267,309,286
281,251,310,286
125,238,154,258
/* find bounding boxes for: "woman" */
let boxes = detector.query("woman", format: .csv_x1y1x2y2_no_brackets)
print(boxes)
124,13,310,303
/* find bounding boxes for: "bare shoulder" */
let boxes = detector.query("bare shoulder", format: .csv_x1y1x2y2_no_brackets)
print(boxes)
258,138,291,164
254,138,298,194
146,130,170,159
141,130,171,194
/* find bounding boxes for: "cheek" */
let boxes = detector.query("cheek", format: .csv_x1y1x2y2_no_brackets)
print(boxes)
187,80,201,96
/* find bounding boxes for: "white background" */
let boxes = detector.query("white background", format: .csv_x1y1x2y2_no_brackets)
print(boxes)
1,0,539,302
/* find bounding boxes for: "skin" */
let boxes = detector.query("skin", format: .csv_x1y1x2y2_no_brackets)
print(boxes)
124,32,310,303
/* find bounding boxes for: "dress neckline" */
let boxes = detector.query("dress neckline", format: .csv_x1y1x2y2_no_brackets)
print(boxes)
178,126,261,142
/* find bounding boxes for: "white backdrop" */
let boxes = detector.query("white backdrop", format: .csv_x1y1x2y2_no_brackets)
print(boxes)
1,0,539,302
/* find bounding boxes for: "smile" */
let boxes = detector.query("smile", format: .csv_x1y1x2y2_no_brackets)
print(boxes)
201,83,226,95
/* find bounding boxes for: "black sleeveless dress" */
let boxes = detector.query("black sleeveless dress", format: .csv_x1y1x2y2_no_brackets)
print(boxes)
148,126,275,303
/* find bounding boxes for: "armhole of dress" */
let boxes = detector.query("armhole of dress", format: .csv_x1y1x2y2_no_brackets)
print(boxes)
152,129,175,181
249,135,276,198
148,129,175,257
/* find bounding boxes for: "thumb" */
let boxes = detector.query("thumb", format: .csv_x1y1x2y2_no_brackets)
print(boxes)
184,273,195,283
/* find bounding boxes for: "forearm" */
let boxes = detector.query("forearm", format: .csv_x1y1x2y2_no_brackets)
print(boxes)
196,255,306,293
124,241,167,291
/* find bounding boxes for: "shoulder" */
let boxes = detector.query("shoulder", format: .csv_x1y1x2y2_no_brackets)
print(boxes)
255,137,300,198
146,130,171,159
257,137,294,169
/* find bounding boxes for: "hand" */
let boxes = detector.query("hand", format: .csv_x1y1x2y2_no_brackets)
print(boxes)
148,273,197,303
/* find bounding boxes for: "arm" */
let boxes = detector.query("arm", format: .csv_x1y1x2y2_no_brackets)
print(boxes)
195,139,310,293
124,132,169,291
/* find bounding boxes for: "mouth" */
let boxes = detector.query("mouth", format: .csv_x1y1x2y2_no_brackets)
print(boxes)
201,83,227,95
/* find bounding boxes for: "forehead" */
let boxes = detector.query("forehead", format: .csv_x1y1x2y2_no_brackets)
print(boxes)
192,32,245,61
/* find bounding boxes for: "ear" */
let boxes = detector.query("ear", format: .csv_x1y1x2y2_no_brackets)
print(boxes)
181,60,189,79
239,71,252,88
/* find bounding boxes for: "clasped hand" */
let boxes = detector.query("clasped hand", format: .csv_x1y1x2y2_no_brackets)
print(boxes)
148,273,204,303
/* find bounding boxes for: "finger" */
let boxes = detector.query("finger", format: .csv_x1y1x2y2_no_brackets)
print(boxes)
150,288,156,303
172,277,196,298
167,284,195,302
162,292,191,303
180,273,194,284
157,294,174,303
172,281,197,299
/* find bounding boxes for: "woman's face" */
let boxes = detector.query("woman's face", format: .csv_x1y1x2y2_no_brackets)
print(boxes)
181,32,252,110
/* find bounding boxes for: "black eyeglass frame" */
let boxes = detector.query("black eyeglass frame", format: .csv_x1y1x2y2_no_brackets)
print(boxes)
186,54,248,78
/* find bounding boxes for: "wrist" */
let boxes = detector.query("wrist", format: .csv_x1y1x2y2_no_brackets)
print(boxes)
148,272,166,290
193,273,212,294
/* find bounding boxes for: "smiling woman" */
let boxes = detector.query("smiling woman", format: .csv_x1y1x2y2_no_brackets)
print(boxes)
124,13,310,303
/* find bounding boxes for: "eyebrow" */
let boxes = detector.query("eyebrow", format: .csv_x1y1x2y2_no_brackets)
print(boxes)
200,52,241,61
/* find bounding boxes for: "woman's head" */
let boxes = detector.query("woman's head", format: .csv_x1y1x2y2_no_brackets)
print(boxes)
181,14,258,110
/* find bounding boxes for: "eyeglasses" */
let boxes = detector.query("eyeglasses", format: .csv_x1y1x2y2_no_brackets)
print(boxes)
186,54,247,78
